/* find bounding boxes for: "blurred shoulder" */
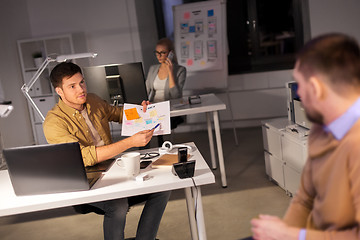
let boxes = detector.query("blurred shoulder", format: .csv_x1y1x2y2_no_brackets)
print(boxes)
174,63,186,72
149,64,160,72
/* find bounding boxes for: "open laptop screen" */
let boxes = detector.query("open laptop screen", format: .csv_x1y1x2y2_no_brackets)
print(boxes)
3,142,100,196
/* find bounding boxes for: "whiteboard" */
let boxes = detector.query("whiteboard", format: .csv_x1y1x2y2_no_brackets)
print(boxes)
173,0,228,91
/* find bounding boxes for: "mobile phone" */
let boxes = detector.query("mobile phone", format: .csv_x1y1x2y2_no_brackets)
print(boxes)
167,51,174,61
178,147,188,163
140,160,152,169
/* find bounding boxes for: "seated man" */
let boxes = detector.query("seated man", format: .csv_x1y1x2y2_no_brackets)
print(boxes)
43,62,171,240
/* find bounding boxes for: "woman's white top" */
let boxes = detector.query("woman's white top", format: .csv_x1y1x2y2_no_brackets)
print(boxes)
153,74,167,102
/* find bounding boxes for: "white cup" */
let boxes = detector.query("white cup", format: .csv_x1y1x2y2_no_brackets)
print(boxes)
119,152,140,177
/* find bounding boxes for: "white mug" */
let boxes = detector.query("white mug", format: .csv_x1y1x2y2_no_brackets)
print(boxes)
119,152,140,177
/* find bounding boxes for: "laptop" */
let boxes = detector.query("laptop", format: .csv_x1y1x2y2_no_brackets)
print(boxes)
3,142,102,196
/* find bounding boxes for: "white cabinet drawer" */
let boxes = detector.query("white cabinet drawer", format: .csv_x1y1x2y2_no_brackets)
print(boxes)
262,125,283,160
32,96,56,123
264,151,285,188
281,132,307,172
284,164,301,196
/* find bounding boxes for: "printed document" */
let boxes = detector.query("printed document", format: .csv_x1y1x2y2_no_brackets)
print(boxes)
121,101,171,136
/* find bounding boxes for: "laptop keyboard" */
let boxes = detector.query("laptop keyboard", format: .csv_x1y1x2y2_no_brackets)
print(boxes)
87,177,94,184
86,171,102,188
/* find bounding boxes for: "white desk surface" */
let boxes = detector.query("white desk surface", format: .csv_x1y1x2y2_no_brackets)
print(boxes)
170,93,226,117
0,142,214,217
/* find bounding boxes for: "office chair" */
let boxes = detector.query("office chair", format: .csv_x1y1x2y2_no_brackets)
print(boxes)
73,204,105,215
157,116,185,147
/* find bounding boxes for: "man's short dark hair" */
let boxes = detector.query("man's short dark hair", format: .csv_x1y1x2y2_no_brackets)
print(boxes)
297,33,360,92
50,62,82,89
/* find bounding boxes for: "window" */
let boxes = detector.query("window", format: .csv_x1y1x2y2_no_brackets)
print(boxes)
227,0,307,74
154,0,308,74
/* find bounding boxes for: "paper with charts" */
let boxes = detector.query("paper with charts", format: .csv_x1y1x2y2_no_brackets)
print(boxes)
121,101,171,136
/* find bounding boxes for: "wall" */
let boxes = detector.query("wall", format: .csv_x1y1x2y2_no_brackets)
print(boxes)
179,69,291,133
308,0,360,40
1,0,360,147
26,0,143,66
26,0,158,71
0,0,34,148
134,0,159,72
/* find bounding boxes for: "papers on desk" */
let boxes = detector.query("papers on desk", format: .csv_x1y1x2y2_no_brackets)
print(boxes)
121,101,171,136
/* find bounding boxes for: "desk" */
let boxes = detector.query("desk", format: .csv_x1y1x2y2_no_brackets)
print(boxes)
0,142,214,240
170,93,227,187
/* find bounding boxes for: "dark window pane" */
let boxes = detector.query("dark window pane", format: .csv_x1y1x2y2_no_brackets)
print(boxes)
256,0,295,56
227,0,252,73
227,0,304,74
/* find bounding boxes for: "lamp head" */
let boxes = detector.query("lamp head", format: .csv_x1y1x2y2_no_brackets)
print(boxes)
0,104,13,118
56,53,97,62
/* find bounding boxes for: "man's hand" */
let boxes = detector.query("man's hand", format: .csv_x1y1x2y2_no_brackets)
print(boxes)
251,215,300,240
129,129,154,147
141,100,150,112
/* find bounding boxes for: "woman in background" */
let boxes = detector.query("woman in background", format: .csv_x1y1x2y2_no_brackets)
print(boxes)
145,38,187,145
146,38,186,103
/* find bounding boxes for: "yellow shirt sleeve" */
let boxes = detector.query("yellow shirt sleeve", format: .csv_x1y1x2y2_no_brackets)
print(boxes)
43,112,98,167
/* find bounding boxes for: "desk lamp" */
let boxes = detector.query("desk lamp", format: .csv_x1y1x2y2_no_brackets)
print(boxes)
21,52,97,122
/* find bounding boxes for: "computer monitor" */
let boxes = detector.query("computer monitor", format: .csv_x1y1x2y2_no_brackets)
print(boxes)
286,81,312,129
83,62,148,105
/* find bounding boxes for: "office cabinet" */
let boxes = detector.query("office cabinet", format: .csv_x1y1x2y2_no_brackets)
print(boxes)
31,96,57,123
17,34,75,144
264,152,285,188
262,118,289,189
262,118,308,196
34,124,48,146
281,128,308,195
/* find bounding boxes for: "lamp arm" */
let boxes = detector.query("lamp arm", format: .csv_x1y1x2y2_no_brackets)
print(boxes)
21,56,55,122
22,57,56,92
22,88,45,122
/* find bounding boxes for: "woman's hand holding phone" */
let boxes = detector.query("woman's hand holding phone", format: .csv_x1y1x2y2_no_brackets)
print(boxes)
167,51,174,62
165,51,174,74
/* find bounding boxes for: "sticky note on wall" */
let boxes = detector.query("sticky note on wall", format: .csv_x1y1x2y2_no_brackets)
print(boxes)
184,12,190,19
208,9,214,17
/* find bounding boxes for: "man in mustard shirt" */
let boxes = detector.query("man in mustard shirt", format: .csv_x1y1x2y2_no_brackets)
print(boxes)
43,62,170,240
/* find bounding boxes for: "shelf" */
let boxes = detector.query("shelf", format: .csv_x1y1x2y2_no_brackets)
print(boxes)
17,34,75,145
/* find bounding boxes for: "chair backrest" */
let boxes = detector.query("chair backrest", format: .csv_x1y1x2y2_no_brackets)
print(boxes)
73,204,105,215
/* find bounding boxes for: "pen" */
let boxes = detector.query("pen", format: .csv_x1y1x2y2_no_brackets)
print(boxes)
151,123,160,130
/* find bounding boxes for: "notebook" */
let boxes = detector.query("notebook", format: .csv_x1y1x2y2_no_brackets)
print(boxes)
3,142,102,196
152,154,191,168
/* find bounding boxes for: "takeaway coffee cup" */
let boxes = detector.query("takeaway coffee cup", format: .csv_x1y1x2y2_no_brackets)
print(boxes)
119,152,140,177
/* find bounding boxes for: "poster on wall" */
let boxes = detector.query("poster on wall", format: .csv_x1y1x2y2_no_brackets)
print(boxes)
174,1,224,72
